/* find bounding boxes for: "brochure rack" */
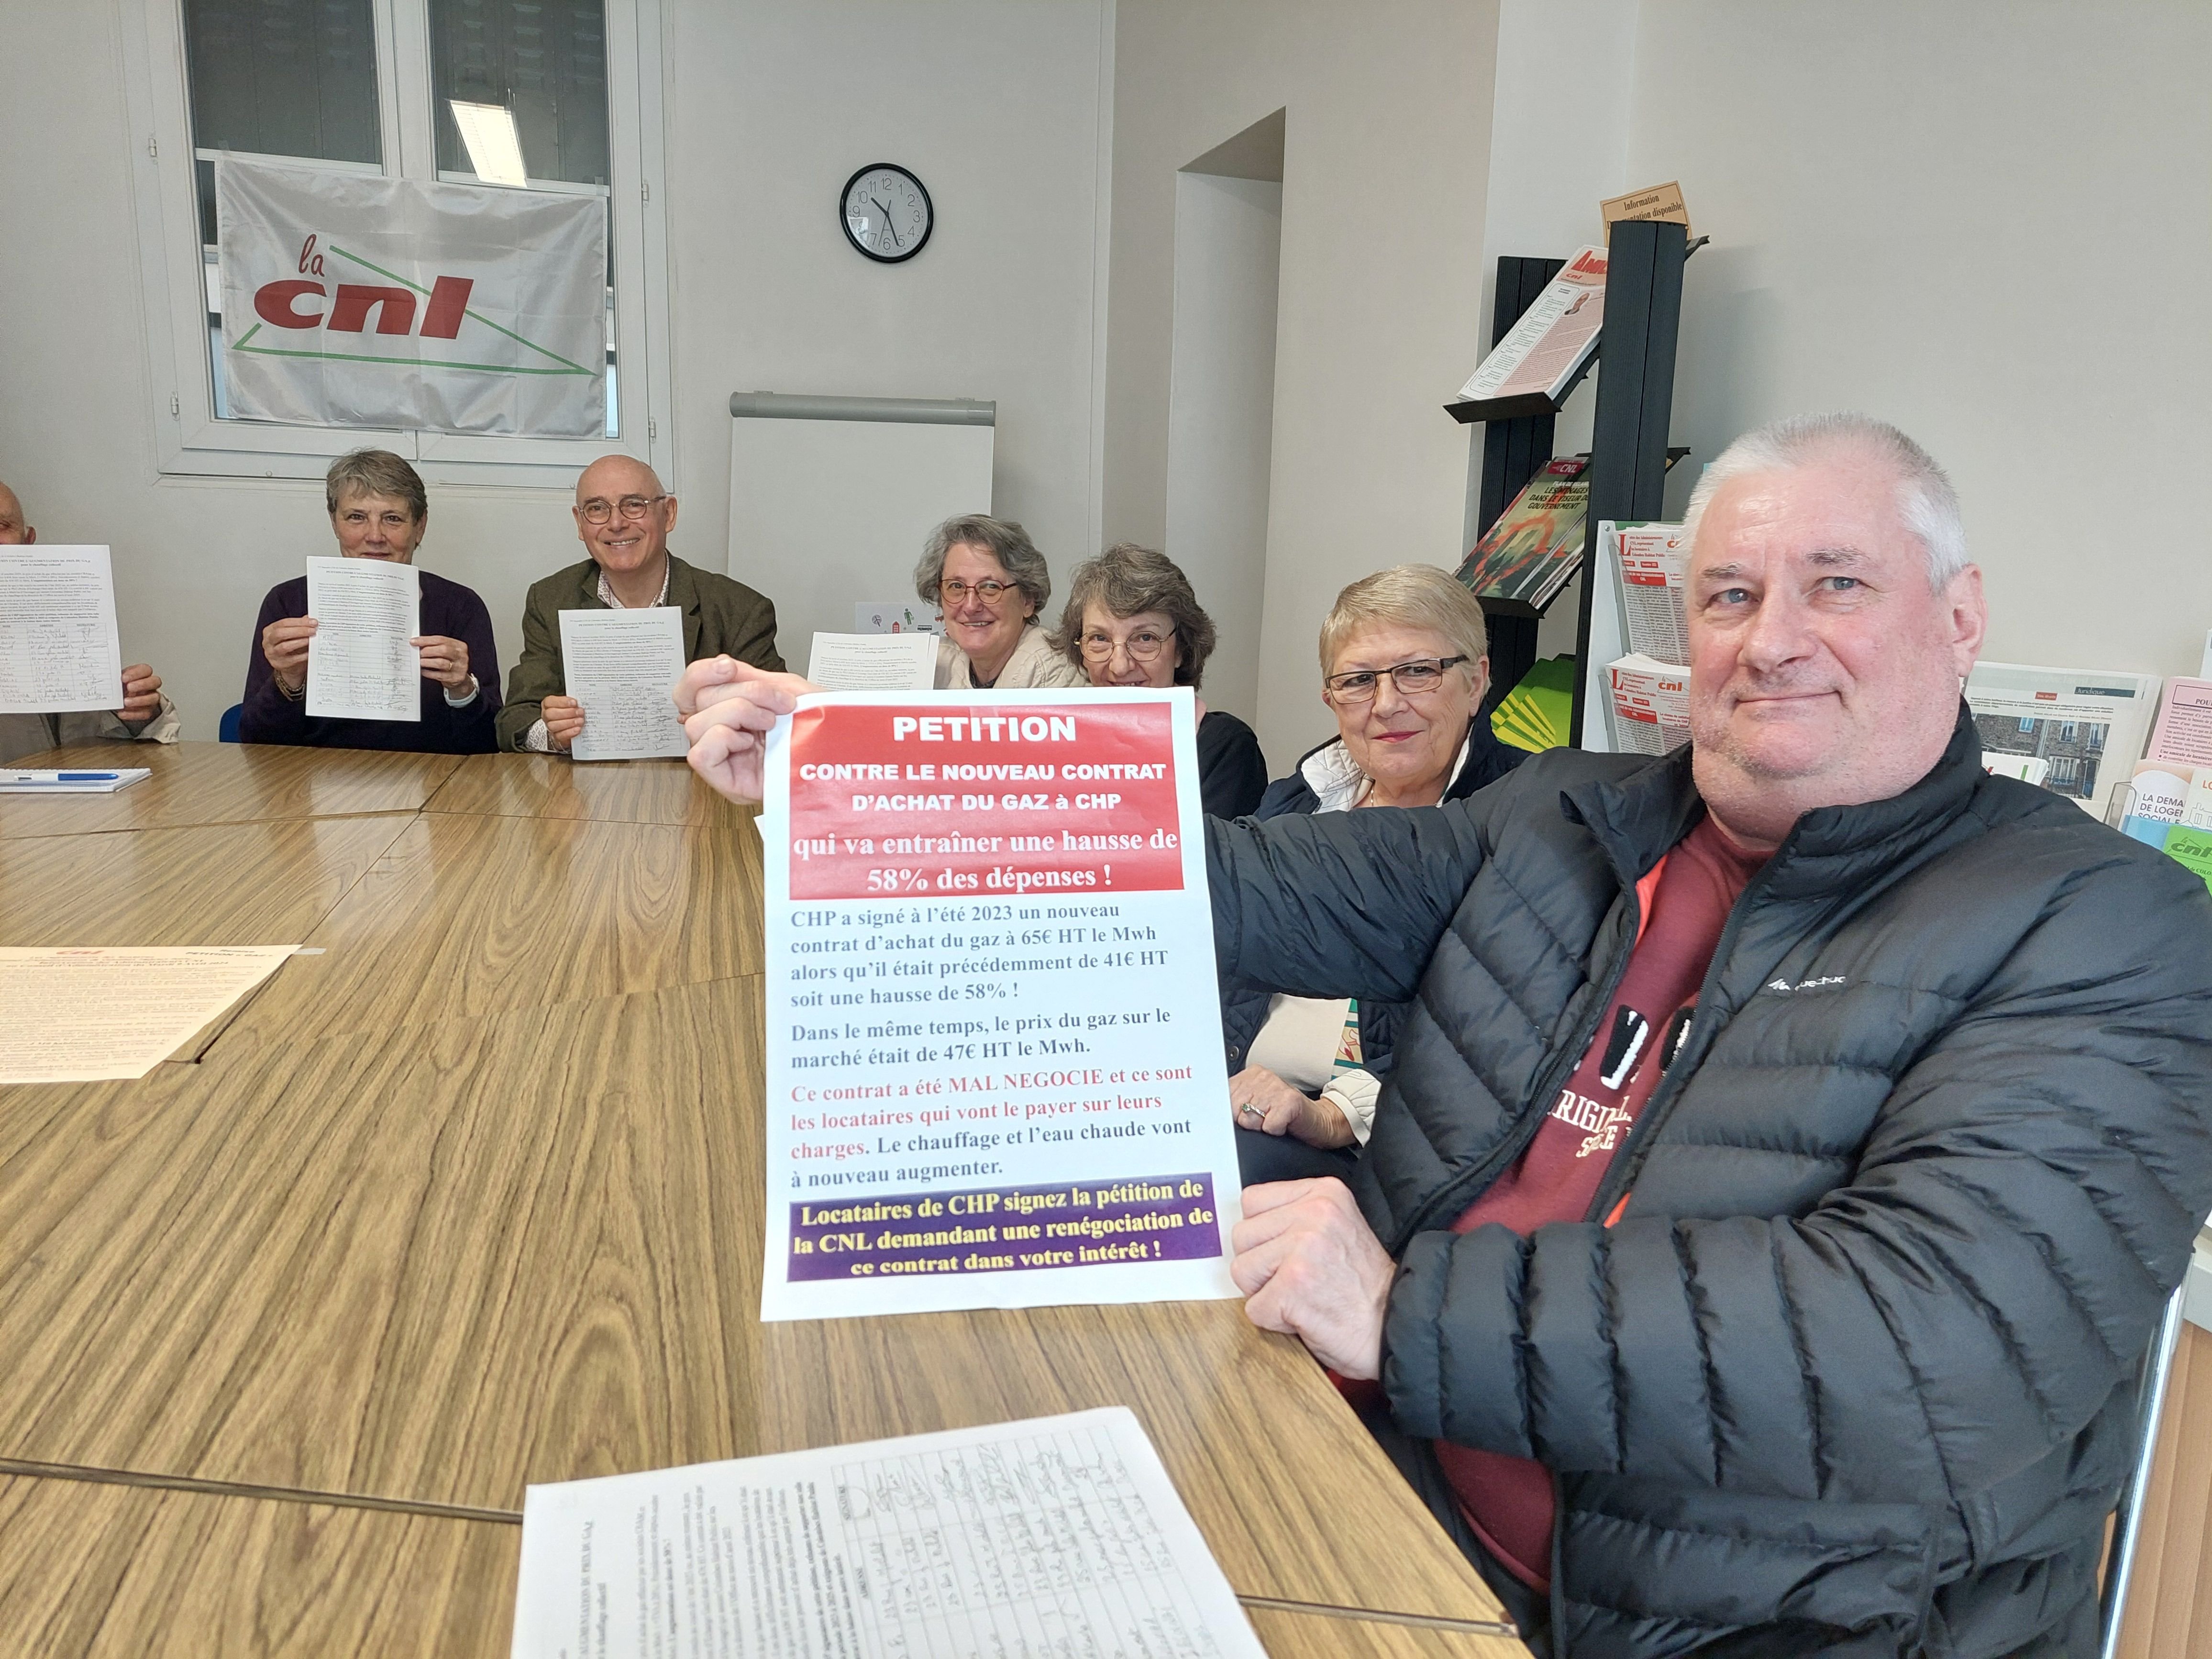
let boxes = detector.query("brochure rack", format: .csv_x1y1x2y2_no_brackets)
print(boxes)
1455,217,1690,744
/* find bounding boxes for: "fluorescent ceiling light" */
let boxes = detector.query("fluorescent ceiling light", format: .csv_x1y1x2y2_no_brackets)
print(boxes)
450,100,528,188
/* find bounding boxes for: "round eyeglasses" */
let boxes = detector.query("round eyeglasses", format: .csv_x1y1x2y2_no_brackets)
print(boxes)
1080,626,1176,664
577,494,669,525
940,578,1017,607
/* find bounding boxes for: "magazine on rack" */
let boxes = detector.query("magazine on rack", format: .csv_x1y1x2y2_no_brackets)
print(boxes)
1451,245,1608,419
1454,456,1590,617
1964,660,2161,818
1609,521,1691,666
1604,653,1692,756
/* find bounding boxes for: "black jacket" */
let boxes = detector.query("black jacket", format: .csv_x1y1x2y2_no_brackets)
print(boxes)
1207,708,2212,1657
1219,716,1524,1073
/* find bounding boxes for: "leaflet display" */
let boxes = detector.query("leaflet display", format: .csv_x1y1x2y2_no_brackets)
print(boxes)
1605,654,1692,756
1965,661,2161,818
1613,522,1691,666
1452,244,1607,417
758,687,1242,1321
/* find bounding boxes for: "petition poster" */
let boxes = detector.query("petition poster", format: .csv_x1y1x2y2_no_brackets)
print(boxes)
758,688,1243,1321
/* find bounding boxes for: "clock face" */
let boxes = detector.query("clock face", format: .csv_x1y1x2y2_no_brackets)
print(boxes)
841,164,932,264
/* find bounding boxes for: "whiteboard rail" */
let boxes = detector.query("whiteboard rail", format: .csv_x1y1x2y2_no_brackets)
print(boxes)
729,392,995,426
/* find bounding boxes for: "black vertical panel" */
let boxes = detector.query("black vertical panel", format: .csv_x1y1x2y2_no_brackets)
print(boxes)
1476,255,1563,709
1476,256,1563,534
1568,218,1686,747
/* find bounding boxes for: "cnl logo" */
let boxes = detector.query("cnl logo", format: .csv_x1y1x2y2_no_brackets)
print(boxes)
232,235,592,379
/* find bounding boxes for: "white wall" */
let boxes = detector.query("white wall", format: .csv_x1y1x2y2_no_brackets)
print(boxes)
0,0,1112,738
1162,171,1282,727
1508,0,2212,686
1105,0,1503,768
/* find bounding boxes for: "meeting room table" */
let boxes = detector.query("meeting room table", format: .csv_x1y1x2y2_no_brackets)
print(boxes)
0,741,1526,1657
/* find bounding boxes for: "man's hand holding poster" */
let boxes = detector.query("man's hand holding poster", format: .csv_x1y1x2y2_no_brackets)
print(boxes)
759,688,1244,1320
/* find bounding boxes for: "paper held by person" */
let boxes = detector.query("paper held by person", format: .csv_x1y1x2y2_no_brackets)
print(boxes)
757,686,1245,1321
558,607,689,761
305,555,421,722
509,1407,1267,1659
0,545,126,715
0,946,298,1084
806,629,938,691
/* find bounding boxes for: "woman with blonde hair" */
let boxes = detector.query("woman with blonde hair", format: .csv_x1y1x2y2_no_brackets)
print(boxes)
1224,563,1523,1184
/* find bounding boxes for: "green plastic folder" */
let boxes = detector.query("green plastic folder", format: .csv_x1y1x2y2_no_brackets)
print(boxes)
1491,655,1577,754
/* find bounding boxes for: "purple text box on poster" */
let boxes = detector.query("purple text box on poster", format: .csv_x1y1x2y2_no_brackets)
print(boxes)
787,1172,1222,1282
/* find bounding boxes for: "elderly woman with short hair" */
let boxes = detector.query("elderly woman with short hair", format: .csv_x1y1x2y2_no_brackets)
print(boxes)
1224,563,1524,1184
242,448,502,752
917,514,1086,692
1053,542,1267,819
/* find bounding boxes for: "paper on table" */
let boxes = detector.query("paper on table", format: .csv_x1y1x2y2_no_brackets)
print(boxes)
305,556,421,722
0,545,124,714
0,946,297,1084
559,607,689,761
758,687,1245,1321
807,630,938,690
0,769,150,793
509,1406,1266,1659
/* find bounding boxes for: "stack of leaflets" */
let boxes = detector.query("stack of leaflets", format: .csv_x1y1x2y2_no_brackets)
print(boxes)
1455,456,1591,618
1451,245,1608,419
1965,661,2161,820
1614,522,1691,666
1490,655,1575,752
1605,653,1691,755
2116,676,2212,892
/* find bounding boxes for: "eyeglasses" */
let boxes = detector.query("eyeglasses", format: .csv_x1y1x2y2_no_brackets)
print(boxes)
940,578,1017,607
577,494,669,525
1080,626,1176,663
1323,655,1470,703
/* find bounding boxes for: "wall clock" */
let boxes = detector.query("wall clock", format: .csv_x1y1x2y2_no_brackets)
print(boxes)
841,163,933,264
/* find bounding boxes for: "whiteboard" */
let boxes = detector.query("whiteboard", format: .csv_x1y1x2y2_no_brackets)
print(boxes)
728,402,994,667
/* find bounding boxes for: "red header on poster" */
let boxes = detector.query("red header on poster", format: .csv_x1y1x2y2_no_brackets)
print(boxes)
786,700,1184,901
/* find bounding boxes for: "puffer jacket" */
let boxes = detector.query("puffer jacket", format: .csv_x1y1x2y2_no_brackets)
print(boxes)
1206,707,2212,1658
1218,715,1525,1074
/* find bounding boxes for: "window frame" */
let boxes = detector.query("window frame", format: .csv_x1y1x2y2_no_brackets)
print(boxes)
118,0,672,489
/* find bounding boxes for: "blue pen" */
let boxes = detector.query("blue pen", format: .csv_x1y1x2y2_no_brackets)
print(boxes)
56,773,121,782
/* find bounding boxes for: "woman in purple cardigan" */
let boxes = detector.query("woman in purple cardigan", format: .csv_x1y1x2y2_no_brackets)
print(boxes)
242,450,501,753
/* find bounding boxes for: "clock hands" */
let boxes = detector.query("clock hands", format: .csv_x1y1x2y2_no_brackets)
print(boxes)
870,195,901,249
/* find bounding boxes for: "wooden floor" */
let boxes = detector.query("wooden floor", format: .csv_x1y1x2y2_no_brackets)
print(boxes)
0,742,1526,1657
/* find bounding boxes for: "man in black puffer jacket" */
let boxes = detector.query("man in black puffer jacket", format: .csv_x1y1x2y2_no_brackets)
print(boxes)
1217,415,2212,1658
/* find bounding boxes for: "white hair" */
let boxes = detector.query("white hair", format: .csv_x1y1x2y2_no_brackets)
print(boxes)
1680,413,1968,588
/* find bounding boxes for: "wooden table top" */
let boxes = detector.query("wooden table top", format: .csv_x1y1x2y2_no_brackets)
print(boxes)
0,1476,1522,1657
0,741,463,840
221,808,763,1045
0,746,1522,1650
425,750,740,827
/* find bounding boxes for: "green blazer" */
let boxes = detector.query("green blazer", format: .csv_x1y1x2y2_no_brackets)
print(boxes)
495,551,784,752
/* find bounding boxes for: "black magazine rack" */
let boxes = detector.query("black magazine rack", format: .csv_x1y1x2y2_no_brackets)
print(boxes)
1451,217,1689,746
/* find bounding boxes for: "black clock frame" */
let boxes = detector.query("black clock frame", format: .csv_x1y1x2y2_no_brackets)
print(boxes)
839,163,933,265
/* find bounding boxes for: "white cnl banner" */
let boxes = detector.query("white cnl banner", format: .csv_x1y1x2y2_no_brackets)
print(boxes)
216,157,607,437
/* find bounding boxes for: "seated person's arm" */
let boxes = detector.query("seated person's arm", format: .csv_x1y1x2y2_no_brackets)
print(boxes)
1379,858,2212,1514
1205,781,1503,1008
495,594,569,752
722,592,785,674
243,601,315,741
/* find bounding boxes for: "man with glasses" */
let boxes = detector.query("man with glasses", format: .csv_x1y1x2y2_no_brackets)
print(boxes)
497,454,782,753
